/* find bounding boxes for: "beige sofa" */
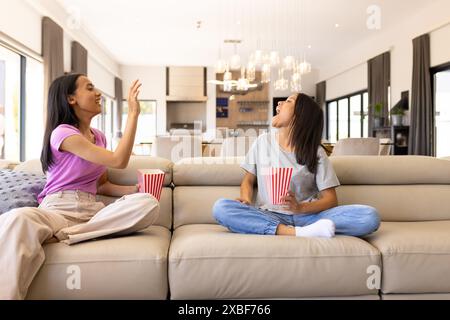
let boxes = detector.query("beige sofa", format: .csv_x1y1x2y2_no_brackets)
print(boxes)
12,157,173,299
6,155,450,299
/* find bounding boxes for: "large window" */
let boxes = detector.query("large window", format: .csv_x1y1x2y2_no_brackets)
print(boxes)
327,91,369,142
91,94,115,151
433,66,450,158
25,58,44,160
0,45,21,161
122,100,157,144
0,43,44,162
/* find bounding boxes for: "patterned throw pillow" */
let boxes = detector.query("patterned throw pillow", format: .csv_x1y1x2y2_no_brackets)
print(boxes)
0,170,47,215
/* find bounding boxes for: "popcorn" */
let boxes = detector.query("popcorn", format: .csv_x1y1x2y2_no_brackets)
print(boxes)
264,167,293,205
137,169,165,201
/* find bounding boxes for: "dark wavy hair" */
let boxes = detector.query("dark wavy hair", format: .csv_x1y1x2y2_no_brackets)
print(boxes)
40,74,83,173
288,93,324,174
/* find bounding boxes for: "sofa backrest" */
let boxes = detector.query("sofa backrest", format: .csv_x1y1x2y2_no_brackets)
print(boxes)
13,156,174,229
173,157,245,229
331,156,450,222
172,156,450,228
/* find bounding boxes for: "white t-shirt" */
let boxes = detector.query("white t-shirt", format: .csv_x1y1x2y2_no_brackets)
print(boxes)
240,132,340,214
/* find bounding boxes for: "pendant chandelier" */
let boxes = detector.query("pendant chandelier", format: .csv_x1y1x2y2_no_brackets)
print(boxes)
210,0,312,93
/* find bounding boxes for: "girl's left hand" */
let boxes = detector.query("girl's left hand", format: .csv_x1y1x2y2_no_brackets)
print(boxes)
281,191,303,213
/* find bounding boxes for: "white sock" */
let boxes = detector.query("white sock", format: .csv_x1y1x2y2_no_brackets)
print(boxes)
295,219,335,238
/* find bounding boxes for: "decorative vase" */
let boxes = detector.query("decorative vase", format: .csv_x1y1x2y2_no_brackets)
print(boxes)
374,117,382,128
391,115,403,126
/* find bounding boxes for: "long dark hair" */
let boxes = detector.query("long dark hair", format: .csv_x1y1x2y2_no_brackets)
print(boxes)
288,93,324,174
40,74,83,172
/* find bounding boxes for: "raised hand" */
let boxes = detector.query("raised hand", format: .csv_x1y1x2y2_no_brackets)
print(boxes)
127,80,142,117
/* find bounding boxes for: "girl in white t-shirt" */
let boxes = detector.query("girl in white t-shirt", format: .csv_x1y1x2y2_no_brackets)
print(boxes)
213,93,380,238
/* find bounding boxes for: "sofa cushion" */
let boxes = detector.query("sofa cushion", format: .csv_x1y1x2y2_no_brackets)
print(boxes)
174,157,244,186
330,156,450,185
337,185,450,222
168,224,381,299
0,170,46,215
365,221,450,294
107,156,173,187
26,226,171,300
13,159,44,174
0,160,19,169
173,186,241,228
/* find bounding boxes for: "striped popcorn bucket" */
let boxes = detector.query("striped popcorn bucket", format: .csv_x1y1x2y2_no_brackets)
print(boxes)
137,169,165,201
264,167,294,205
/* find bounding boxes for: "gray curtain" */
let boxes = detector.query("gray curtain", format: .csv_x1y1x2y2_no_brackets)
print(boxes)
42,17,64,113
368,52,390,135
114,77,123,139
316,81,326,139
71,41,87,74
409,34,433,156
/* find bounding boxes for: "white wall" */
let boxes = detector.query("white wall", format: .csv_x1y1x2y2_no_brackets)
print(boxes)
0,0,42,55
431,24,450,67
320,0,450,105
88,56,116,98
120,66,167,136
121,65,218,138
0,0,120,96
326,63,367,101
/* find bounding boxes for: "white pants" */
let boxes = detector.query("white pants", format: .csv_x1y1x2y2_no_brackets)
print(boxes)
0,190,159,300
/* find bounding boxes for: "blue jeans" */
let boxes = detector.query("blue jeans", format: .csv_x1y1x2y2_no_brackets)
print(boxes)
213,198,380,237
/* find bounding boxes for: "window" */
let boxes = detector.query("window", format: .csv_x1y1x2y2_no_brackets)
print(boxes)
363,92,369,137
0,43,44,162
122,100,157,146
433,66,450,157
328,101,337,143
338,98,349,139
0,45,21,161
327,90,368,142
91,94,115,150
25,58,44,160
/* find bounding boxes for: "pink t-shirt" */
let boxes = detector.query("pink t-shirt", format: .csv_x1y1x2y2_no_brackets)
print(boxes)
38,124,107,203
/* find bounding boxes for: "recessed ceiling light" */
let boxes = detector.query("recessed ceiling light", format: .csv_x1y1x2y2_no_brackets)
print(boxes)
308,45,312,49
335,23,340,28
236,21,241,25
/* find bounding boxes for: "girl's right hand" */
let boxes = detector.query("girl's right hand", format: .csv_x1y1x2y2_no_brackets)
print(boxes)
236,198,251,205
127,80,142,117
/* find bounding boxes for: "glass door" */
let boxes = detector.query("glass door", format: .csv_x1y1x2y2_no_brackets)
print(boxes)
434,69,450,157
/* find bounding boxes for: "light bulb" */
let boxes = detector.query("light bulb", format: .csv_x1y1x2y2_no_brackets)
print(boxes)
254,50,263,65
270,51,280,67
283,56,295,70
261,64,271,83
215,59,226,74
230,54,241,70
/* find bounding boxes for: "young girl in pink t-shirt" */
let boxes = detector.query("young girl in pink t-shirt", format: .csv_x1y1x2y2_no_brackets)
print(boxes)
0,74,159,299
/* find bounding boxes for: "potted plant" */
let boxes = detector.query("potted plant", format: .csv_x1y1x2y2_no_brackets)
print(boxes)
373,103,384,128
390,105,405,126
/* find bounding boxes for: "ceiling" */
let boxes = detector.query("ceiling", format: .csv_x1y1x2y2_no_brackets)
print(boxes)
58,0,433,67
